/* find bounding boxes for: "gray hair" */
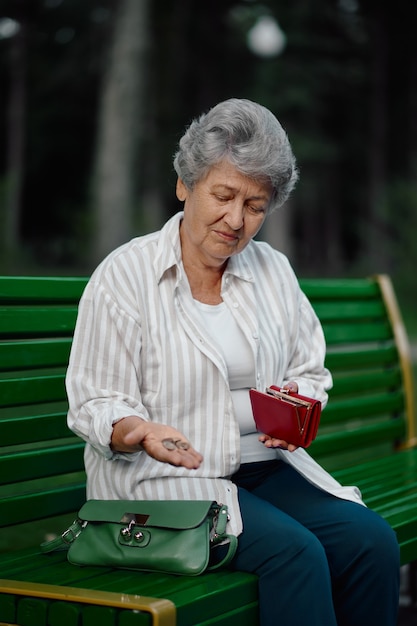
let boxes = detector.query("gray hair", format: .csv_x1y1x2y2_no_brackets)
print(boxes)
173,98,299,212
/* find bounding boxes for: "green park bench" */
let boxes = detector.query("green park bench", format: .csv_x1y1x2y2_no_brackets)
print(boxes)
1,274,416,626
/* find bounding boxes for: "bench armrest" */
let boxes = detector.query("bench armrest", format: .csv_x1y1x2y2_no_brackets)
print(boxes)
0,579,176,626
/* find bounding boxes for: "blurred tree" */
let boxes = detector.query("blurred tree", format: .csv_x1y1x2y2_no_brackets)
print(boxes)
4,22,26,264
361,0,417,273
91,0,150,264
238,0,370,274
142,0,251,224
0,0,113,269
0,0,416,287
1,0,31,268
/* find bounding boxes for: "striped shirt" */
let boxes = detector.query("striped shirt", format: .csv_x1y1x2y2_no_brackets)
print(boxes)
66,212,364,535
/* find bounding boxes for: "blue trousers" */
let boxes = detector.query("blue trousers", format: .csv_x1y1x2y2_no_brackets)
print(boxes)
230,460,400,626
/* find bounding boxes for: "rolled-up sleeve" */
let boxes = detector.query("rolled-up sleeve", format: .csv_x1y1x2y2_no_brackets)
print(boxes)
283,290,333,406
66,278,148,460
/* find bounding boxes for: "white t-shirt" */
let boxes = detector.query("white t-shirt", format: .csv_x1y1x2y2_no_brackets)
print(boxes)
193,299,277,463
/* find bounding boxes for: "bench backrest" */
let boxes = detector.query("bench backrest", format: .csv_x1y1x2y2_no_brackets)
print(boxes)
0,277,88,528
301,275,416,469
0,274,415,529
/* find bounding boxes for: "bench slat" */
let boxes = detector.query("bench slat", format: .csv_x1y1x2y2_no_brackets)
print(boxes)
321,321,392,344
368,488,417,512
311,300,386,321
0,369,66,406
311,418,406,457
0,442,85,485
333,448,417,479
321,390,405,423
362,480,417,504
0,483,86,526
0,276,88,301
299,278,380,299
325,344,398,370
329,368,402,395
383,508,417,533
0,307,78,337
0,339,72,371
0,402,69,446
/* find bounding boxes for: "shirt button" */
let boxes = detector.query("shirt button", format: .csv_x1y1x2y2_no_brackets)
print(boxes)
233,302,239,308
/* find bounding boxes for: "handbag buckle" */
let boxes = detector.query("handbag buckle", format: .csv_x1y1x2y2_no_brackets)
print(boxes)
210,504,230,544
119,519,151,547
62,520,87,545
121,518,136,538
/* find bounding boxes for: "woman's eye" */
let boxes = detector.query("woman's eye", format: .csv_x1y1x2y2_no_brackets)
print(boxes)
248,205,266,214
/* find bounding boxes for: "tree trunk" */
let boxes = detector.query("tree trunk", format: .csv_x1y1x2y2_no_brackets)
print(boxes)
3,24,27,269
365,6,389,270
91,0,150,264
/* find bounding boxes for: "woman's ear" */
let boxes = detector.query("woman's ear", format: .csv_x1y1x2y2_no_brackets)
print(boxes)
176,178,187,202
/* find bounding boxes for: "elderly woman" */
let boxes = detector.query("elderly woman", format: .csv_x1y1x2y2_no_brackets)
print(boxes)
67,98,399,626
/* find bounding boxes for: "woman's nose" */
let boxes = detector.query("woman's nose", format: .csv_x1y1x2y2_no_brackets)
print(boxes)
225,202,244,230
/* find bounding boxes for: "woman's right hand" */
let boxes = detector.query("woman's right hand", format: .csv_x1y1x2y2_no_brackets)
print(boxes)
111,415,203,469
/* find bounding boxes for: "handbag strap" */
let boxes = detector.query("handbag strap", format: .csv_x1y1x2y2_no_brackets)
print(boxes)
207,503,238,570
40,519,85,554
207,534,238,571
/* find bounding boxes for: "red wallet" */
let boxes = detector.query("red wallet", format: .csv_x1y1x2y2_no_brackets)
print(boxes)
249,385,322,448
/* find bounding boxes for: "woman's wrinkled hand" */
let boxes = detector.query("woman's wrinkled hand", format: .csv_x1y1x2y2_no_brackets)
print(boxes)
111,415,203,469
258,433,299,453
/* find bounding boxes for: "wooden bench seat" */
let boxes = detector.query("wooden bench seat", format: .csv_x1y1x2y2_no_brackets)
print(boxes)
1,274,416,625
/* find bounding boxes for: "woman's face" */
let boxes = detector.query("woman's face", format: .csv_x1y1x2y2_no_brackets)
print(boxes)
177,161,272,269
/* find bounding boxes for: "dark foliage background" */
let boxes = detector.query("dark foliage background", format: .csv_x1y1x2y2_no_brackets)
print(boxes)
1,0,416,317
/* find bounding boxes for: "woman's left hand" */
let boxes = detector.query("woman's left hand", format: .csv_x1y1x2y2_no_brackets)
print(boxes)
258,434,299,453
258,380,299,452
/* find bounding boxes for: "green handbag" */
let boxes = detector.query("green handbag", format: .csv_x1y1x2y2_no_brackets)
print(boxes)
41,500,238,576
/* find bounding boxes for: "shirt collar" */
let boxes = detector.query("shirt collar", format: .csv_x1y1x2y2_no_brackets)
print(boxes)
154,211,255,284
154,212,183,283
